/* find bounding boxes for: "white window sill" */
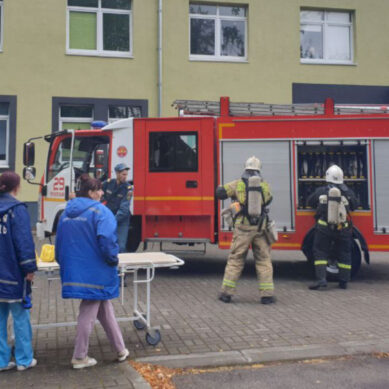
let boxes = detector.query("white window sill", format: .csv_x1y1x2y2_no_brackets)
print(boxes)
66,50,133,59
300,59,357,66
190,55,248,63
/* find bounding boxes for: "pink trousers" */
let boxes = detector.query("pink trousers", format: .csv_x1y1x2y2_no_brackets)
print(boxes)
73,299,126,359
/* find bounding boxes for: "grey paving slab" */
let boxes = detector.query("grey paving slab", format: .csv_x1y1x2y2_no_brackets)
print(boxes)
6,242,389,387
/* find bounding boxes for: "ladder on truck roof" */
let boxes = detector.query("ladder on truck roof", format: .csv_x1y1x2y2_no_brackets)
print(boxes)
172,98,389,117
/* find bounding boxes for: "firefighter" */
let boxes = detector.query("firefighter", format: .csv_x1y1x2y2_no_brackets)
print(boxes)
102,163,133,253
307,164,358,290
216,156,276,305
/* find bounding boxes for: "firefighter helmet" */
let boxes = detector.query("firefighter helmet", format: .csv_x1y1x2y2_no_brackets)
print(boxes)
245,156,261,171
326,164,344,184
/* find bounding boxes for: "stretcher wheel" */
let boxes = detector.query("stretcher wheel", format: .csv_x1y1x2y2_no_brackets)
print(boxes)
133,319,146,330
146,330,161,346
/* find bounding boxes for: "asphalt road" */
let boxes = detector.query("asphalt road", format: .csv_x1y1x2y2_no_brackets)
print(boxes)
172,354,389,389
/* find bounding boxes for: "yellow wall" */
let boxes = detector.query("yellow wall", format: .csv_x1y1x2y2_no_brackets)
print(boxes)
0,0,389,202
0,0,157,200
163,0,389,115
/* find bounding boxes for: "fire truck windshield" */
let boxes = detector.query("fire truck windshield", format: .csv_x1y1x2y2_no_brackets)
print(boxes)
47,136,110,182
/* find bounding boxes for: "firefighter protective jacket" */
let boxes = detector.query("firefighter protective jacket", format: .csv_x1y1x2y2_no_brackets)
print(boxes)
218,178,272,226
307,183,358,222
55,197,120,300
0,193,37,302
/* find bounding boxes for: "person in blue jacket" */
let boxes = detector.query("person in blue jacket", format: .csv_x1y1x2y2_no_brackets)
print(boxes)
0,171,37,372
56,174,129,369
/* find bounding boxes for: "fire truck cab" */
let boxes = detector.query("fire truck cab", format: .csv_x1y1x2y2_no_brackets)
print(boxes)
23,97,389,277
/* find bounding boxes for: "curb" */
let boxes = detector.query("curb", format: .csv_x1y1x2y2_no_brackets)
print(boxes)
134,339,389,369
119,361,152,389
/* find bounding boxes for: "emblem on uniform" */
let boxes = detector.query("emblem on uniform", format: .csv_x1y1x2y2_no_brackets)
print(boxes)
117,146,128,158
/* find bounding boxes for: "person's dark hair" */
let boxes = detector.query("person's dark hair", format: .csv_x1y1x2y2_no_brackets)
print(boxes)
0,171,21,194
76,174,102,198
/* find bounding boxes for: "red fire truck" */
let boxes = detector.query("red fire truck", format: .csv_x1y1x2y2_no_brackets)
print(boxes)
23,97,389,277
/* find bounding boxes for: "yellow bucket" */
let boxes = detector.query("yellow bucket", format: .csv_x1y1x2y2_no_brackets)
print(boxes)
39,244,56,262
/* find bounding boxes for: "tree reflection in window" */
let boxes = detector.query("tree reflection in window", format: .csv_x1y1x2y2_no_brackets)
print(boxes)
190,3,247,59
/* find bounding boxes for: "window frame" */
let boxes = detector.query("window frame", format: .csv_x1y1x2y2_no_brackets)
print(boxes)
300,9,354,65
0,112,9,168
59,104,94,131
52,97,148,132
0,96,16,172
189,3,248,62
66,0,133,58
149,131,199,173
0,0,3,52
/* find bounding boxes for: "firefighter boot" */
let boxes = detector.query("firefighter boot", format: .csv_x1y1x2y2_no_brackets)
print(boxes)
261,296,276,304
309,280,328,290
339,281,348,289
218,293,232,303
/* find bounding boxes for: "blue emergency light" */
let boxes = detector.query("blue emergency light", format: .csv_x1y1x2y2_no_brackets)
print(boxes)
91,121,107,129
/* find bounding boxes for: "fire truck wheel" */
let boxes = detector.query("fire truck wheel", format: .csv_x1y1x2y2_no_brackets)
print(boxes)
126,216,141,252
52,210,64,234
302,230,362,279
301,228,315,276
350,239,362,279
146,330,161,346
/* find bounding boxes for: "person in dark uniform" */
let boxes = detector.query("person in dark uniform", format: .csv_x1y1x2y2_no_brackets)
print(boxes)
307,164,358,291
102,163,133,253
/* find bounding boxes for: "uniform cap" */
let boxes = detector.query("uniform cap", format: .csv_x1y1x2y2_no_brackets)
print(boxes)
114,163,130,172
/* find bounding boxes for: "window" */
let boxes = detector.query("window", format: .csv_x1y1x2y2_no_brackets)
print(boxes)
47,135,110,181
189,3,247,61
0,102,9,166
67,0,132,57
149,132,198,172
59,105,93,130
0,0,3,51
53,97,148,132
300,10,353,64
108,105,142,123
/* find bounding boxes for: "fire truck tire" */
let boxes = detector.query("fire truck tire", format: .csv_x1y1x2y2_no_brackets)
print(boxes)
301,229,362,279
126,216,142,253
52,211,64,235
146,330,161,346
350,239,362,279
301,228,315,275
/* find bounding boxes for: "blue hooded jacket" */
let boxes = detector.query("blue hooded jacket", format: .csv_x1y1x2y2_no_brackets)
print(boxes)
55,197,120,300
0,193,37,301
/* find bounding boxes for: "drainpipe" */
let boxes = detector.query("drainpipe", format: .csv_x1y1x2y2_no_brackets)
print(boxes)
158,0,163,117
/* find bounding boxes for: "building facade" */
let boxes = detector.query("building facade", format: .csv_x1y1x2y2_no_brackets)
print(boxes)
0,0,389,211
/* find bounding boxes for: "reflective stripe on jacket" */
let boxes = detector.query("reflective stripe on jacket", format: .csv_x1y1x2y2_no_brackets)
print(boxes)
223,179,272,226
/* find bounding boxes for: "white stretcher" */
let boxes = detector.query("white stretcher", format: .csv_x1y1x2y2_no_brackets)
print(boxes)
36,252,184,346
